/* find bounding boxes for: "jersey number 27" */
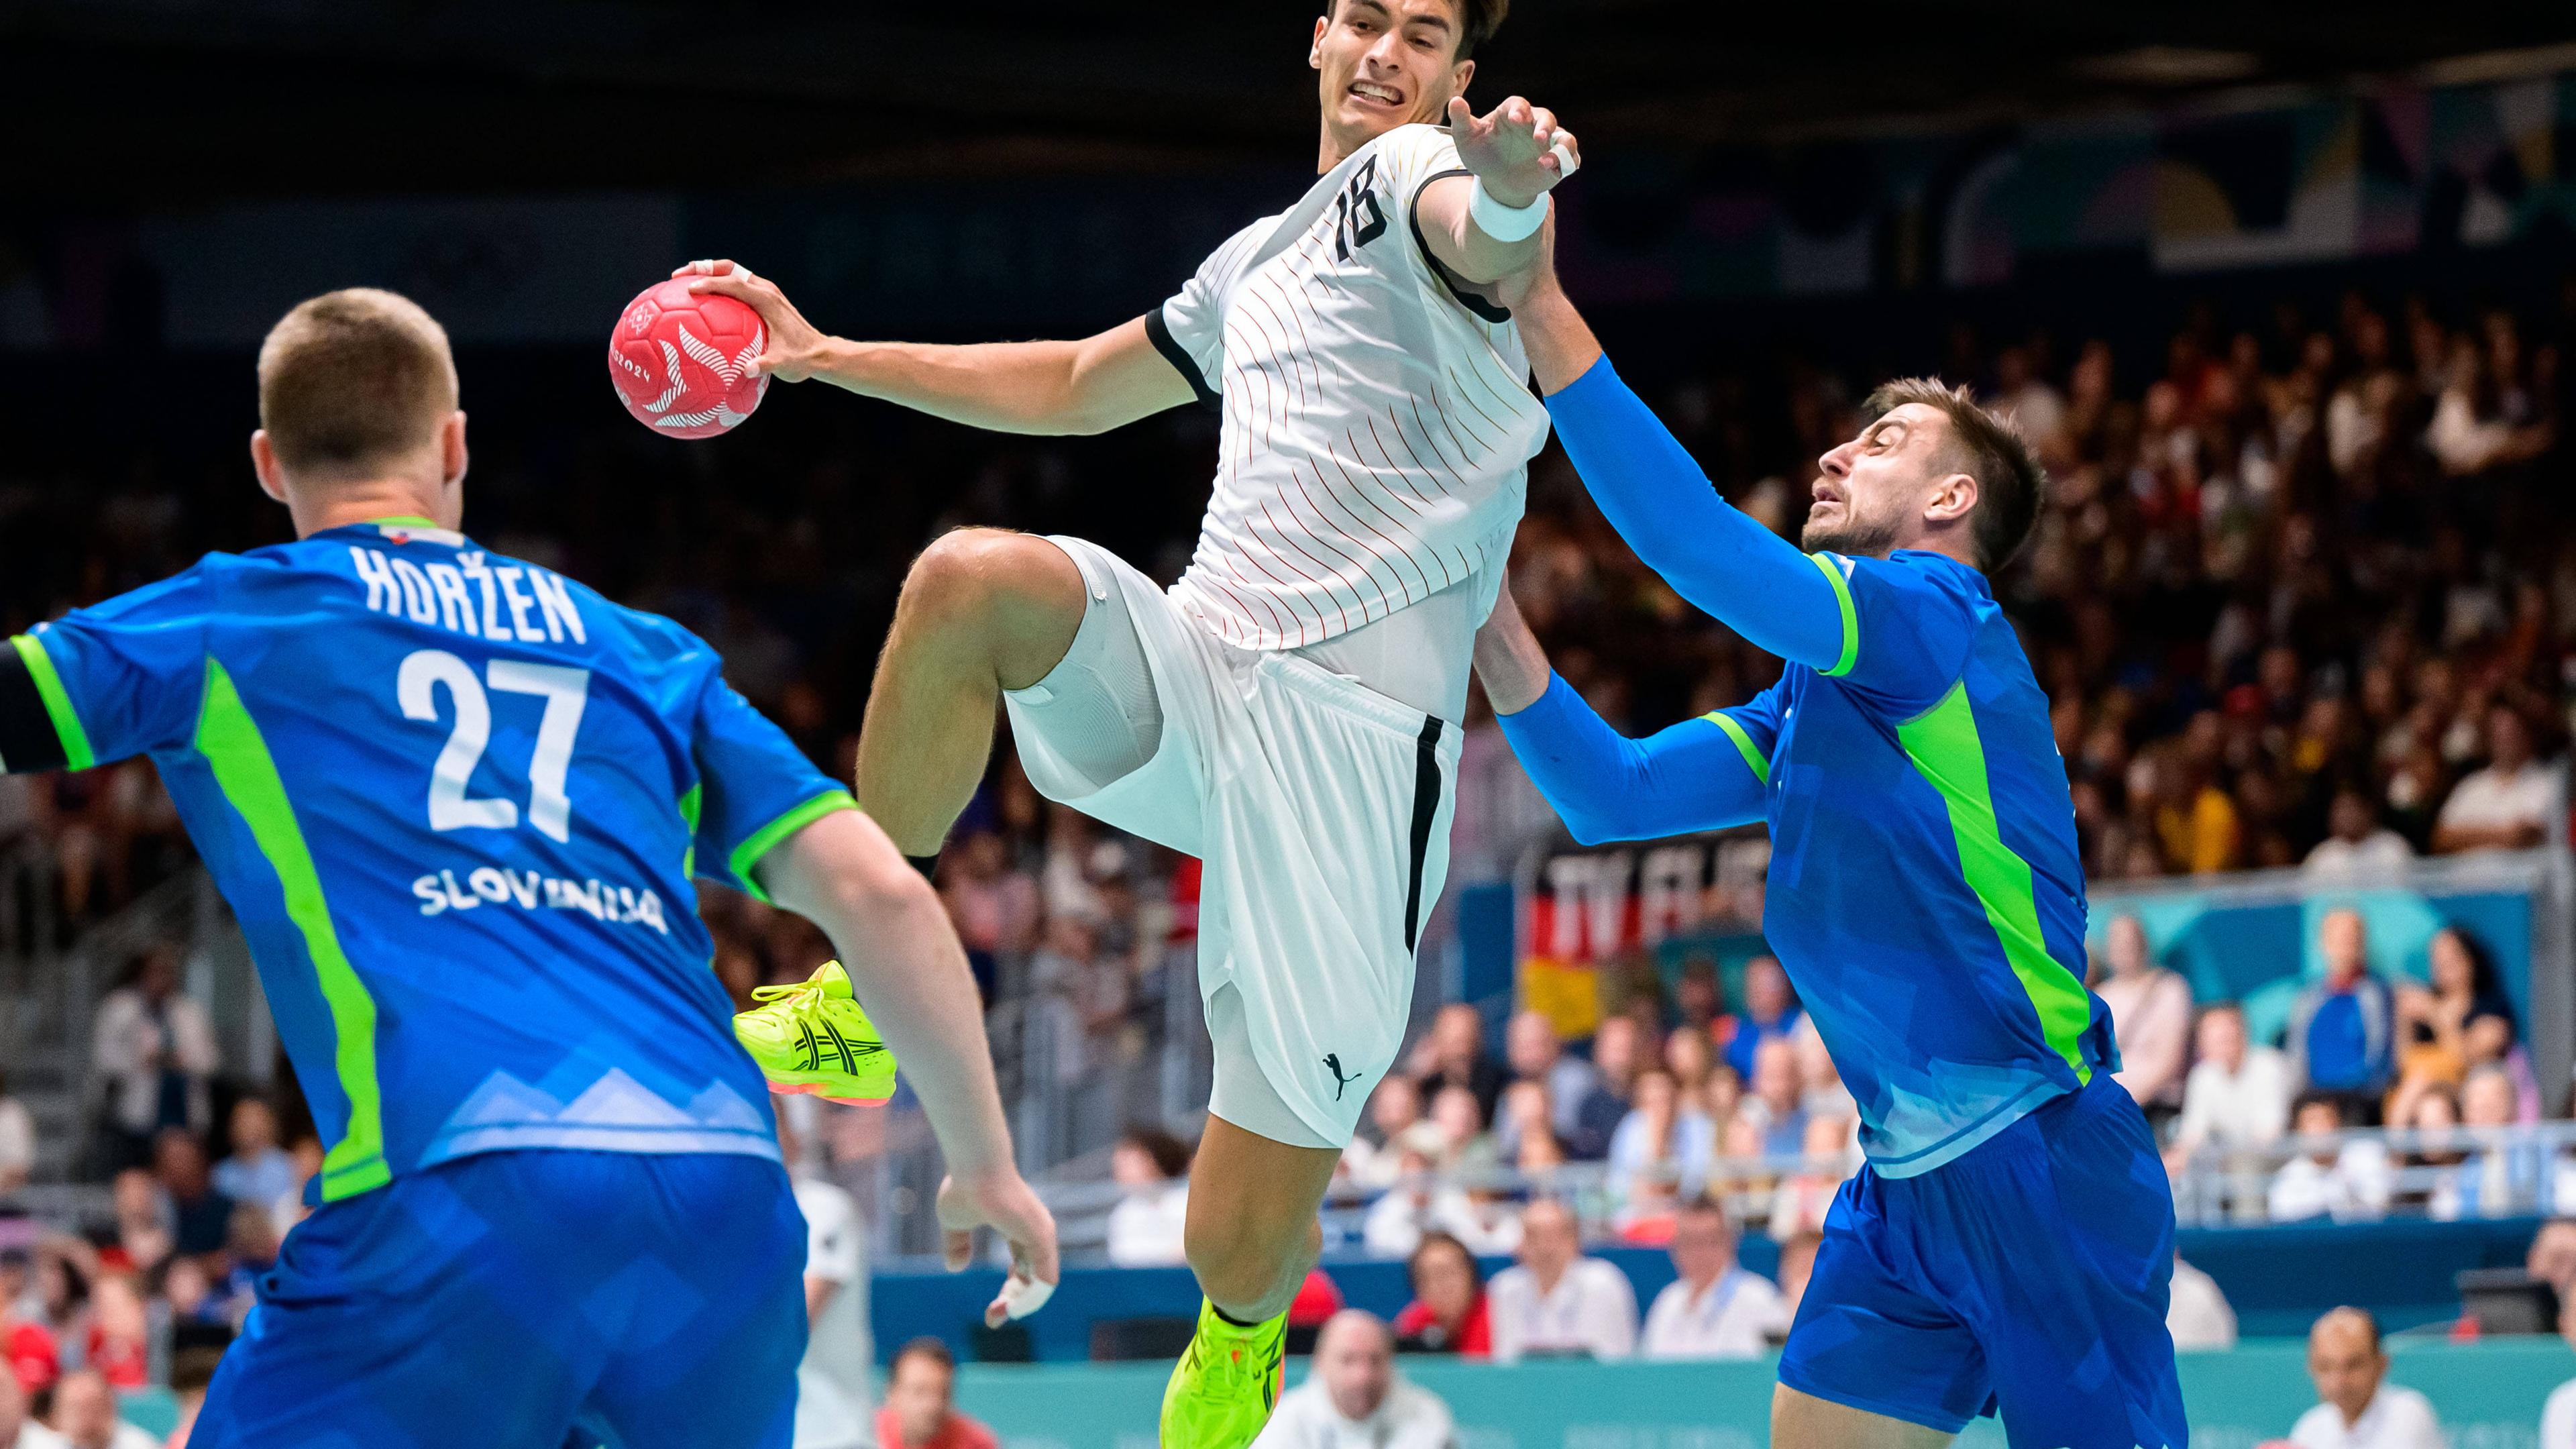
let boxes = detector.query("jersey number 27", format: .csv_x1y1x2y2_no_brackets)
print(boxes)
398,649,590,843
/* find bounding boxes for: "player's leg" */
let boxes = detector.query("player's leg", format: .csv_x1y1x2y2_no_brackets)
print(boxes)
1159,996,1342,1449
1771,1386,1955,1448
1952,1081,2189,1449
854,528,1087,856
1187,1002,1344,1318
1187,1116,1339,1314
755,536,1184,1104
578,1153,809,1449
1772,1168,1994,1447
190,1156,608,1449
1163,657,1459,1449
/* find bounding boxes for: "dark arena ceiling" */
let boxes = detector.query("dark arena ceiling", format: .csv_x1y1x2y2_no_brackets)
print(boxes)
15,0,2576,205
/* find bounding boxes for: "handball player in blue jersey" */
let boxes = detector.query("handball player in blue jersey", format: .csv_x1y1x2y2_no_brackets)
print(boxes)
0,290,1056,1448
1472,258,2186,1446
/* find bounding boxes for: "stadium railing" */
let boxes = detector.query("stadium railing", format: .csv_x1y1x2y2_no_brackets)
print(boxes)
967,1121,2576,1271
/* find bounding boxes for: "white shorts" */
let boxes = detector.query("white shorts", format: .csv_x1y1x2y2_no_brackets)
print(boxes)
1002,535,1460,1150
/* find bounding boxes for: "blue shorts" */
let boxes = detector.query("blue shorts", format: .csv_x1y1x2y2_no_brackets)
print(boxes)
193,1149,807,1449
1778,1076,2188,1449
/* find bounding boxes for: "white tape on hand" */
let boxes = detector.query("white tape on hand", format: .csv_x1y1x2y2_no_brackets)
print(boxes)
1549,140,1580,180
998,1273,1057,1322
1469,181,1550,243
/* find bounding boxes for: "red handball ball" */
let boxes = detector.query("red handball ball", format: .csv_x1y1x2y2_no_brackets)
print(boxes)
607,278,770,439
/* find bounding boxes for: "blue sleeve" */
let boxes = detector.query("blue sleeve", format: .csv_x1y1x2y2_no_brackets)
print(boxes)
1546,358,1847,674
1821,552,1982,719
7,570,215,770
1496,674,1778,846
688,674,858,902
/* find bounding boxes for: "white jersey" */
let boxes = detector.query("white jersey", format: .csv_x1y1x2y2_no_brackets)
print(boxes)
1150,123,1550,653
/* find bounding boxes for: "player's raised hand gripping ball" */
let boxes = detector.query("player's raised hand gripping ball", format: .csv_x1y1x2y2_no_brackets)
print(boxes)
608,278,769,439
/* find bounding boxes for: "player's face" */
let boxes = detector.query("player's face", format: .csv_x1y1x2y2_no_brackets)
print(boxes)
1311,0,1474,154
1804,404,1970,559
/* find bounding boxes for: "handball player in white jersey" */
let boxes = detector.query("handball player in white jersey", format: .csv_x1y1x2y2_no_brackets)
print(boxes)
683,5,1572,1442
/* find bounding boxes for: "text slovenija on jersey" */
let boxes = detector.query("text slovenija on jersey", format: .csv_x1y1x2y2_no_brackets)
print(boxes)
1148,123,1552,650
0,519,855,1202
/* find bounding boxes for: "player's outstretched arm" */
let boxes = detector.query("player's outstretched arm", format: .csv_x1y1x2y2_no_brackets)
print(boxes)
1505,268,1847,676
758,808,1060,1325
1474,584,1768,843
1417,96,1580,284
676,262,1195,436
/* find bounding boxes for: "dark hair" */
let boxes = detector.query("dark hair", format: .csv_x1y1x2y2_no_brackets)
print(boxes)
1407,1230,1483,1291
1324,0,1509,61
2432,925,2503,1002
890,1336,957,1377
1859,377,2049,572
2290,1089,2347,1126
1120,1125,1194,1180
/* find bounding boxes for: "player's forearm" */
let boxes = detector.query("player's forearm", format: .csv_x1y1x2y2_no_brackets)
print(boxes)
1509,281,1606,398
764,816,1017,1179
802,336,1118,435
833,885,1017,1178
1472,586,1552,716
1450,228,1544,286
1419,180,1546,286
1498,674,1762,843
1546,360,1846,674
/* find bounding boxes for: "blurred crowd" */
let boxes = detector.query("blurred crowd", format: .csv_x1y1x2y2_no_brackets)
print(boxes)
1512,282,2576,883
0,279,2568,938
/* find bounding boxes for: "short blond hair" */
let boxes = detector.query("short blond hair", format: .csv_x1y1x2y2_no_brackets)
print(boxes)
256,288,458,478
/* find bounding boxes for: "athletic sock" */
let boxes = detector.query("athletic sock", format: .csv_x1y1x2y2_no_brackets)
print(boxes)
1208,1301,1274,1331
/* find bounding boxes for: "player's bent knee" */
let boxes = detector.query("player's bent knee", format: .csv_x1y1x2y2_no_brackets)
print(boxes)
898,528,1028,623
896,529,1085,680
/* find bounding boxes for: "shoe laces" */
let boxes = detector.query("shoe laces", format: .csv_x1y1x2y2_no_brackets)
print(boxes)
749,980,826,1012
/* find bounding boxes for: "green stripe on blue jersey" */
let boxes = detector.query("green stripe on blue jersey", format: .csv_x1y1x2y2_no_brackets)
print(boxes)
678,782,703,879
1701,710,1771,786
1894,680,2093,1083
195,657,391,1200
13,635,95,770
1808,554,1860,678
728,791,859,903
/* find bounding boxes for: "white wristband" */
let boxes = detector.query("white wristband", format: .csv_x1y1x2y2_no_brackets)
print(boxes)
1469,180,1550,242
1466,142,1578,243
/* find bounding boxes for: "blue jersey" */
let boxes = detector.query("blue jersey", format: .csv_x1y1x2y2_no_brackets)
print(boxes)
1,518,853,1202
1705,550,2116,1175
1500,360,2118,1179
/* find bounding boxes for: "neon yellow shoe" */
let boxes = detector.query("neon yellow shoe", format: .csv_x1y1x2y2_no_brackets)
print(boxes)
733,961,899,1106
1159,1299,1285,1449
